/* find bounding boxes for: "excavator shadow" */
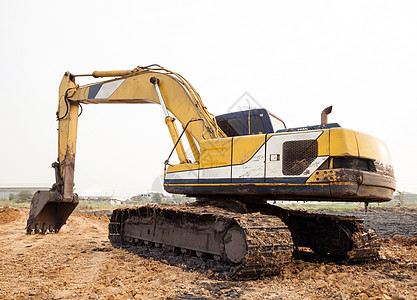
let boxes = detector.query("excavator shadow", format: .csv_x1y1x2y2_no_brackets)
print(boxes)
113,240,382,281
112,241,288,280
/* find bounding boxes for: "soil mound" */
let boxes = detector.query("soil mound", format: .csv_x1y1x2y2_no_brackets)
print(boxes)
73,211,110,222
0,206,21,224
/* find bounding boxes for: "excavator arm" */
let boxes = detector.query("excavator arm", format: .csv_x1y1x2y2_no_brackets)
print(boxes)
26,65,225,233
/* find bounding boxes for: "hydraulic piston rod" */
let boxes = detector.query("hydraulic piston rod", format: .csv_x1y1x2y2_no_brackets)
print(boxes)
150,76,189,163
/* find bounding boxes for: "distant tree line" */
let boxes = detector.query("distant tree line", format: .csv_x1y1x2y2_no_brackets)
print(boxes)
128,193,192,205
8,190,34,203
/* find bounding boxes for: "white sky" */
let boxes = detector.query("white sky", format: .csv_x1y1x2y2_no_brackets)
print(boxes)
0,1,416,198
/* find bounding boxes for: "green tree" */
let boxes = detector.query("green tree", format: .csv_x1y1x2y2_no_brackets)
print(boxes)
172,194,191,204
15,190,34,203
130,195,143,202
130,195,152,205
151,193,163,204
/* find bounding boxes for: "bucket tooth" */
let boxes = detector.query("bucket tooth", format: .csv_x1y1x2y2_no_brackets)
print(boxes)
26,190,78,234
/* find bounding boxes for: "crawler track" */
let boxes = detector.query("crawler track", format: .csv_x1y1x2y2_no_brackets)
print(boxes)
109,201,380,278
109,204,293,279
248,202,380,262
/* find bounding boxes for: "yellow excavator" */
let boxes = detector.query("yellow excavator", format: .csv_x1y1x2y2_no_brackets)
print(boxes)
26,65,395,278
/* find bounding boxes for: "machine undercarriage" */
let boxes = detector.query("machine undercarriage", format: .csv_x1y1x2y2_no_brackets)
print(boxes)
109,199,379,279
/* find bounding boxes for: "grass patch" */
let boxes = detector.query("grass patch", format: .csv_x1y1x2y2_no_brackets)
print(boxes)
276,202,361,211
0,199,31,208
74,200,124,212
0,199,122,211
274,200,417,211
3,198,416,212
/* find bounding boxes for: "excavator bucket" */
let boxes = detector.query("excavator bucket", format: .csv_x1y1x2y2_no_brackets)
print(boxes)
26,190,78,234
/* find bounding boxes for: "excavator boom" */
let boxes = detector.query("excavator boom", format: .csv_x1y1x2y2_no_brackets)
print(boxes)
26,65,226,233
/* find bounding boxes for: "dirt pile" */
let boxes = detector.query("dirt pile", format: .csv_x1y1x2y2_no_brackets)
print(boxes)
0,207,416,299
73,211,109,221
0,206,21,224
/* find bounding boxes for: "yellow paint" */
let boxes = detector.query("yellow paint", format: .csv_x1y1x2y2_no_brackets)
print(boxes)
184,129,200,162
71,70,226,144
57,73,79,200
92,70,134,77
355,131,392,164
232,135,265,165
316,130,330,156
166,163,199,173
165,116,189,163
329,128,358,157
200,138,232,168
329,128,392,164
306,169,339,183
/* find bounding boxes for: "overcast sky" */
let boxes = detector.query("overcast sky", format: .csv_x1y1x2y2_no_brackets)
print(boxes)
1,1,416,197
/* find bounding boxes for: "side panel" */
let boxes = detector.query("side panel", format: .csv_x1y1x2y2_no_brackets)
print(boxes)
199,166,231,183
199,138,233,169
265,131,327,179
232,135,266,182
165,163,199,184
199,138,232,182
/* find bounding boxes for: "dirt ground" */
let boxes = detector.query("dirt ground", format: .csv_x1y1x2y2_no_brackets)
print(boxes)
0,206,416,300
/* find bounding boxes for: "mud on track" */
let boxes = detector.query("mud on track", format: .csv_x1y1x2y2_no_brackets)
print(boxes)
0,206,416,299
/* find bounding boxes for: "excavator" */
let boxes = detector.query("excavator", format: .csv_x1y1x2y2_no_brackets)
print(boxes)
26,65,396,278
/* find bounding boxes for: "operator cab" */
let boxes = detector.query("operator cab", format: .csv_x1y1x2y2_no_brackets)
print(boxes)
216,108,341,137
215,108,286,137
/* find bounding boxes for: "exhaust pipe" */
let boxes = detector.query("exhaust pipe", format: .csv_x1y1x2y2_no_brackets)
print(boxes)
321,105,333,125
